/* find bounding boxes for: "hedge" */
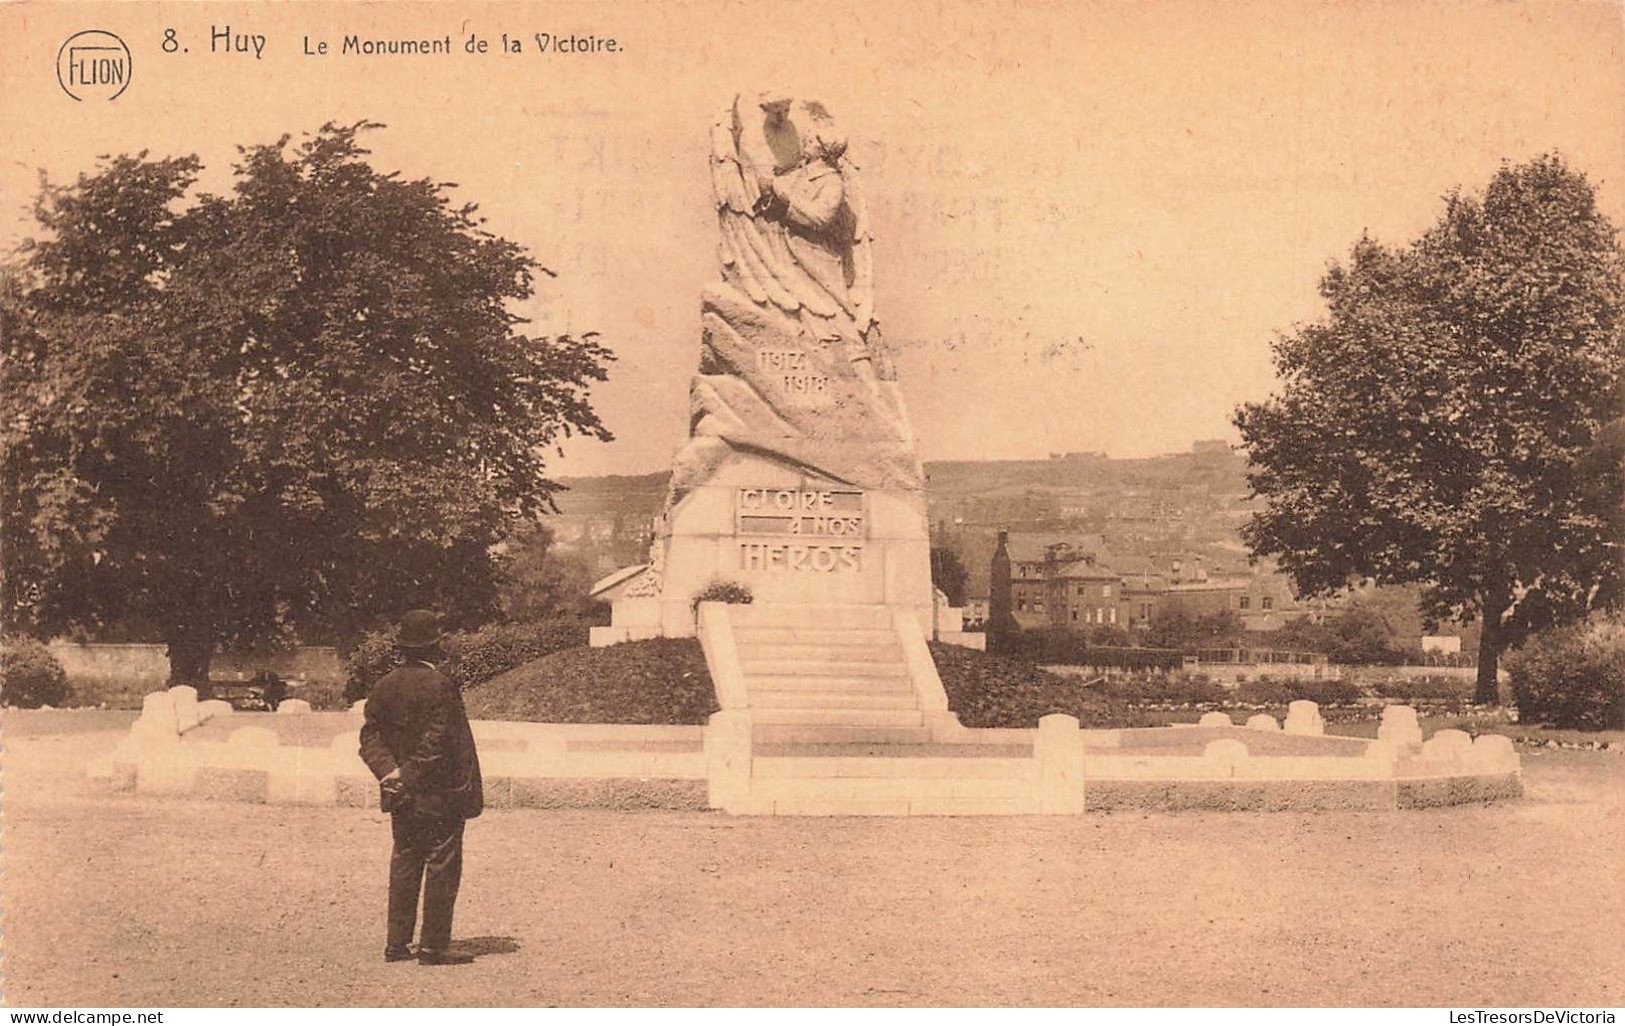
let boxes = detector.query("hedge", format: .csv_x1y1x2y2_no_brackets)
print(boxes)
1507,619,1624,731
991,629,1185,671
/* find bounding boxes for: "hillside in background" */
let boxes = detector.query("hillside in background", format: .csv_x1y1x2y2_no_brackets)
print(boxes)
549,445,1258,595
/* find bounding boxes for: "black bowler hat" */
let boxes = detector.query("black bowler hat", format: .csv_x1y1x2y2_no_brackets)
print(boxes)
398,609,441,650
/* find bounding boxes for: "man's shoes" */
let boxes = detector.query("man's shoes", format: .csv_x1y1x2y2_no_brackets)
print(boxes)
417,947,476,966
384,946,415,963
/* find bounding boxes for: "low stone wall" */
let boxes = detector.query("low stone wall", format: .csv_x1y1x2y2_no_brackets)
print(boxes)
1084,774,1523,813
49,642,343,685
89,692,1522,815
89,688,707,810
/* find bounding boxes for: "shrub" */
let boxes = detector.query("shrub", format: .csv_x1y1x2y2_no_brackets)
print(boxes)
1237,676,1295,706
692,579,753,611
343,626,404,704
1,636,69,708
992,628,1184,671
345,618,594,703
1287,677,1362,707
1370,674,1476,709
1102,671,1227,707
1506,619,1625,730
442,619,591,690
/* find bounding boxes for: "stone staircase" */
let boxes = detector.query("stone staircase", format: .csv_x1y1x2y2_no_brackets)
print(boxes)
707,603,1043,815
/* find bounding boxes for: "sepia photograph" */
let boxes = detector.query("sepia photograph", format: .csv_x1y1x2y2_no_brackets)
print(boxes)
0,0,1621,1012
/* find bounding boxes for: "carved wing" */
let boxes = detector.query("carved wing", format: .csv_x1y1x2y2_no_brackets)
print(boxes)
710,95,856,325
840,154,876,332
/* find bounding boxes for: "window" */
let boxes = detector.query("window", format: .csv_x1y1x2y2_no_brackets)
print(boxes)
1076,585,1085,596
1097,607,1106,624
1017,598,1026,611
1034,600,1045,613
1139,603,1150,621
1102,583,1113,598
1262,597,1274,610
1239,596,1251,610
1071,609,1079,622
1109,607,1117,624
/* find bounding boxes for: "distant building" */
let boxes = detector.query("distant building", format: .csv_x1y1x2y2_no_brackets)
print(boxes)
1160,577,1252,619
1421,635,1462,655
1192,439,1231,455
992,533,1314,634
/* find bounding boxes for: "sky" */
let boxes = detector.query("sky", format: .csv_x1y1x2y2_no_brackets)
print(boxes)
3,0,1622,477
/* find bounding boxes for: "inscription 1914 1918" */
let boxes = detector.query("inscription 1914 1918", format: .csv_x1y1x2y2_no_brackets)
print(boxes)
757,349,830,397
736,488,865,573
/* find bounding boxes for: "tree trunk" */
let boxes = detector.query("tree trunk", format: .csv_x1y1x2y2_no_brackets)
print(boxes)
166,632,214,685
1474,602,1503,706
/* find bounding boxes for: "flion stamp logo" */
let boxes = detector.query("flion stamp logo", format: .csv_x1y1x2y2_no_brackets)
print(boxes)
56,30,131,101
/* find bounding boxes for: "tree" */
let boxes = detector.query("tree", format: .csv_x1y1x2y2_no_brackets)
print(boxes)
930,546,968,607
1143,609,1242,651
1235,155,1623,703
497,521,603,622
1,123,614,681
1322,604,1406,666
1085,623,1132,648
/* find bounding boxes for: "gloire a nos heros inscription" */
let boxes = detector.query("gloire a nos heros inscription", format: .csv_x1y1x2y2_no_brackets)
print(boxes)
736,488,864,572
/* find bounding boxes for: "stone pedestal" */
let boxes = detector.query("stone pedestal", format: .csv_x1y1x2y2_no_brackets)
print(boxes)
594,93,935,650
649,454,930,637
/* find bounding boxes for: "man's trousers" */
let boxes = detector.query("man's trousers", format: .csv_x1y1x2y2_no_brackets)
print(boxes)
387,811,465,952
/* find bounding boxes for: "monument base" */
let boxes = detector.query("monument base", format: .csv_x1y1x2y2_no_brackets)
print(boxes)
594,453,933,640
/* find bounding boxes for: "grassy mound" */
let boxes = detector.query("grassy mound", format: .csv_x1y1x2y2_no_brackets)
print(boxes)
466,637,1159,728
930,642,1153,729
464,638,718,725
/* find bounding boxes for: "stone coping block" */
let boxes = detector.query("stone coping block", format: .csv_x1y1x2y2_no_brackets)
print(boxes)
1471,734,1519,772
1379,705,1424,747
1283,700,1325,737
1198,712,1234,728
170,685,201,732
1422,728,1474,759
1246,714,1280,732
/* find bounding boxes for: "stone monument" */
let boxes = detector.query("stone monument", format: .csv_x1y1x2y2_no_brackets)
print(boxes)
595,93,933,640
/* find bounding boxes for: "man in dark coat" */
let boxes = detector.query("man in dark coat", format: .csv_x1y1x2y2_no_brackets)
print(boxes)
359,609,483,965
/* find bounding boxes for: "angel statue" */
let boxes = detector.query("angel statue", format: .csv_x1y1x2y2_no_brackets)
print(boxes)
666,92,924,498
608,94,929,612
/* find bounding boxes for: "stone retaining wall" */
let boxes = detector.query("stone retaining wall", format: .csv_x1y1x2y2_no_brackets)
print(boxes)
49,643,343,685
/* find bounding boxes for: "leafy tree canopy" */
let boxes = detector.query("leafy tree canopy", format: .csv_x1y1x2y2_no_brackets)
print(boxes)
1234,154,1623,701
1,122,613,680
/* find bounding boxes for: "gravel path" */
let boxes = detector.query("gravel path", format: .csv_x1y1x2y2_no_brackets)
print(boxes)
2,724,1620,1007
